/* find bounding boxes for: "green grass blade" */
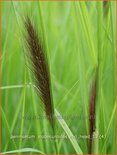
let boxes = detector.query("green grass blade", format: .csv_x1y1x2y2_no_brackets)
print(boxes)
1,148,44,154
101,103,116,153
55,109,83,154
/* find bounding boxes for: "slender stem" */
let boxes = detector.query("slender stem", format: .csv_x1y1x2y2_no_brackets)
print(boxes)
94,1,103,154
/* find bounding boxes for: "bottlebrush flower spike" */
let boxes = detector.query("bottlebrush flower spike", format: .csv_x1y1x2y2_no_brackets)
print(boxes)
24,17,54,127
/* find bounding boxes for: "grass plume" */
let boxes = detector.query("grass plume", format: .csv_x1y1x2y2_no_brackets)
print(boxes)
24,17,54,127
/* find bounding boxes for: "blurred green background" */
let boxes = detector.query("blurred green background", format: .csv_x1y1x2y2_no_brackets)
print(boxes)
1,1,116,154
